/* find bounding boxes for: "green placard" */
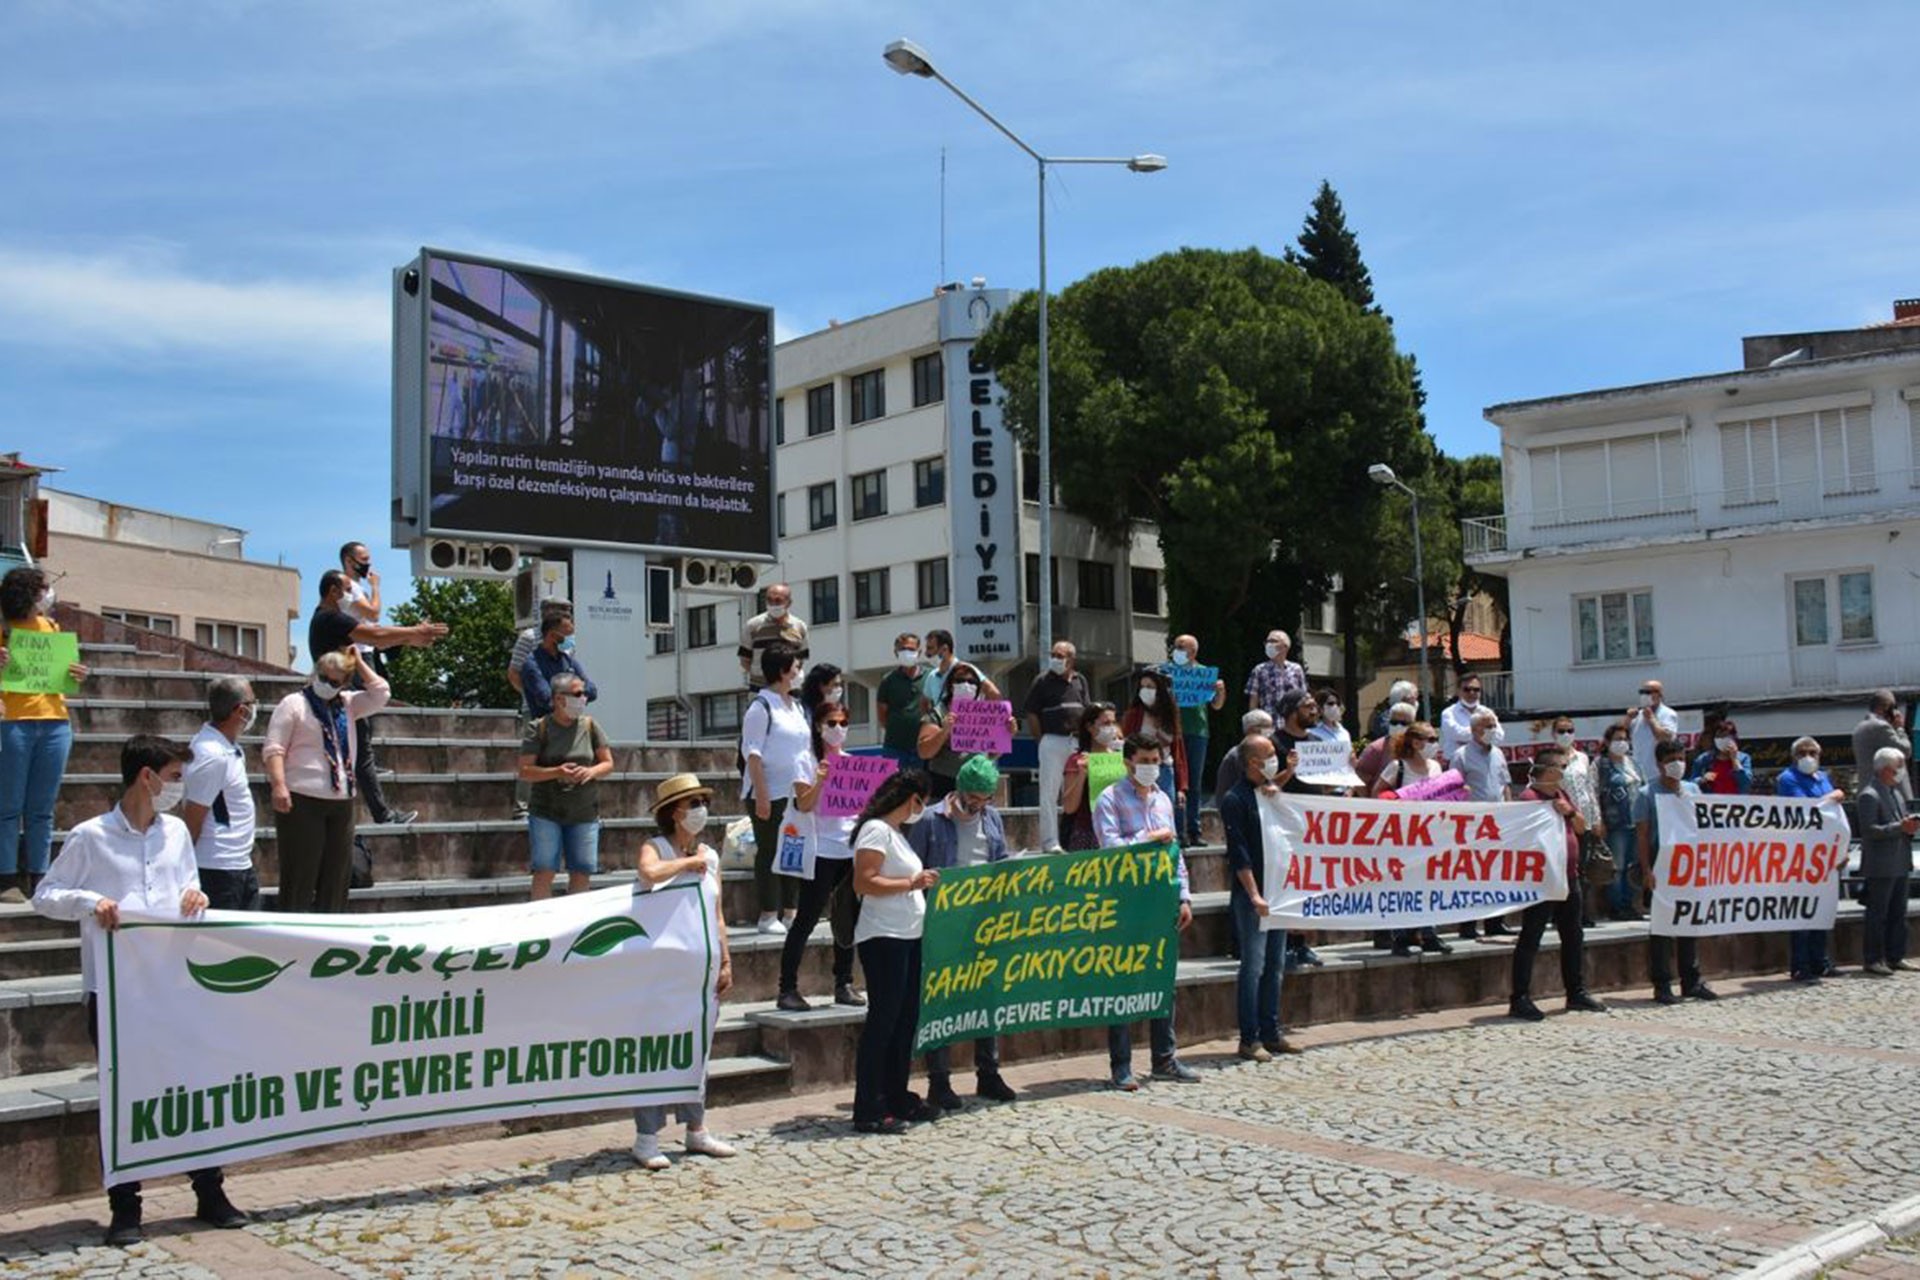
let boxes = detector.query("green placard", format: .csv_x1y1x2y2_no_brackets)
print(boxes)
1,629,80,696
1086,750,1128,804
913,843,1181,1052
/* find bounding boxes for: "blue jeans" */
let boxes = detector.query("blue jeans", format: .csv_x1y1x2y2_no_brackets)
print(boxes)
527,815,601,874
1604,826,1638,916
1788,930,1829,977
1232,891,1287,1043
1156,762,1177,812
0,719,73,875
1181,733,1208,843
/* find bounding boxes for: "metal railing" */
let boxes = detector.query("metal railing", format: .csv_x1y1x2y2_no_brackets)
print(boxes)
1461,515,1507,558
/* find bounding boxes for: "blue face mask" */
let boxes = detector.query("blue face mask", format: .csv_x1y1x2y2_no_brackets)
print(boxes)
558,636,576,653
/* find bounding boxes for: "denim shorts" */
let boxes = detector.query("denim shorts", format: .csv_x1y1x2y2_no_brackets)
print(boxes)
528,814,601,875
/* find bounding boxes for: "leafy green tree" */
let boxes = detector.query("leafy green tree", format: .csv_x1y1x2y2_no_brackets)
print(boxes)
385,579,517,709
973,246,1431,731
1438,453,1508,674
1285,180,1376,313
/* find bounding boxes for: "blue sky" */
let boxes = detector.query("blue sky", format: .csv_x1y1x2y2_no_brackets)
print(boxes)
4,1,1917,620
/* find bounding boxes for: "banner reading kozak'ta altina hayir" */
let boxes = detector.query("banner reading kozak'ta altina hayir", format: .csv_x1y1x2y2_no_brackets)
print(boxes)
1651,793,1850,937
94,883,715,1183
1260,792,1568,930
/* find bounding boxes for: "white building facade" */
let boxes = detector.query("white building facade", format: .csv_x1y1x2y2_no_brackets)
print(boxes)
649,286,1170,743
1466,343,1920,736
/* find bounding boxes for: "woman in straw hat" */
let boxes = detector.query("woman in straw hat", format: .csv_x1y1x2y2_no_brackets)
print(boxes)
631,773,737,1170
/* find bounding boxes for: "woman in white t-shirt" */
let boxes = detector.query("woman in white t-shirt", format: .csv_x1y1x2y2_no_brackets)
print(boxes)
631,773,737,1171
849,769,938,1135
741,642,811,935
776,699,863,1011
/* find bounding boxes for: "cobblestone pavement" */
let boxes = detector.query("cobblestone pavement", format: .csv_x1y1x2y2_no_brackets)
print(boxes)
4,973,1920,1278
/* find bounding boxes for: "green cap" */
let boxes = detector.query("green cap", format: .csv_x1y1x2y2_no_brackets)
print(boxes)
954,753,1001,795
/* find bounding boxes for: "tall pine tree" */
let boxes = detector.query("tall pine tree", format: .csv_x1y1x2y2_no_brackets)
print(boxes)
1285,179,1376,313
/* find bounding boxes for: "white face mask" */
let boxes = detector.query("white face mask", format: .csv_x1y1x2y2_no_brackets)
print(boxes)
1485,725,1505,746
154,778,185,813
1461,691,1480,707
312,678,343,702
1388,722,1409,739
768,603,789,619
1608,739,1629,758
558,694,588,717
1663,760,1686,780
1638,693,1654,709
679,805,709,833
1132,762,1161,787
1264,642,1283,660
1795,755,1819,775
1259,755,1280,780
1137,687,1157,707
1714,736,1735,753
1322,704,1341,723
950,682,978,703
1555,731,1575,748
37,589,56,614
1047,656,1068,676
238,703,258,734
822,724,848,748
823,685,843,706
1170,649,1192,667
896,650,919,668
1421,742,1441,762
1095,724,1121,746
902,803,927,826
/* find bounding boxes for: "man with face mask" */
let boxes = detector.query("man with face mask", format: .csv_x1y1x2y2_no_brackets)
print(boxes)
34,735,246,1246
1852,690,1913,804
920,629,1003,711
1244,629,1306,722
1219,735,1300,1060
1024,640,1091,853
1094,734,1196,1088
521,607,597,721
1628,679,1679,781
1453,708,1511,804
1168,634,1227,848
181,677,262,911
877,633,926,767
1439,673,1486,763
738,583,809,692
1638,739,1717,1004
1356,701,1417,792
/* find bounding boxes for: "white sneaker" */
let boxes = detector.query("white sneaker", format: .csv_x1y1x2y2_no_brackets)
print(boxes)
756,915,788,936
631,1135,670,1170
685,1129,737,1158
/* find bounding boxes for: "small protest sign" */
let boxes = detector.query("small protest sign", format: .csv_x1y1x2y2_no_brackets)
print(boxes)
1166,663,1220,709
1086,751,1128,804
1,629,80,696
819,754,898,818
1292,738,1363,789
1396,769,1470,802
949,699,1013,756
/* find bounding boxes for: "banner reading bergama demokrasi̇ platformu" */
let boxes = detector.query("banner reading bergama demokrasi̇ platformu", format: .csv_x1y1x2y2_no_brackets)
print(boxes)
1259,792,1569,930
1651,793,1850,937
93,885,716,1183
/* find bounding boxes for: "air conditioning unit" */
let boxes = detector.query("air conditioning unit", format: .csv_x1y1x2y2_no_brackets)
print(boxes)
412,539,521,580
680,559,762,591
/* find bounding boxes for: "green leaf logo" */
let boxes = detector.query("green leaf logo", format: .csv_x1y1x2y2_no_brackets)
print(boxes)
563,916,648,962
186,954,296,995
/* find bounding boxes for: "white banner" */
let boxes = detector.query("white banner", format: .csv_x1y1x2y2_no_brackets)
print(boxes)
1291,739,1363,790
1259,793,1569,930
94,884,715,1184
1650,794,1850,937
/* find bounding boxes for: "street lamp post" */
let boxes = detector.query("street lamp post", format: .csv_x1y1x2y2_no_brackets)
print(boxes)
884,37,1164,659
1369,463,1429,719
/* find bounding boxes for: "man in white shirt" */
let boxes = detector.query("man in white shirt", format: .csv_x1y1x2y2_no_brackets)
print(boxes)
33,735,248,1246
181,677,261,911
1438,673,1486,762
1628,678,1680,780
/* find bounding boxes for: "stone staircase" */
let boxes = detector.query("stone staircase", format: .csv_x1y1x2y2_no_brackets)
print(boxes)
3,639,1915,1209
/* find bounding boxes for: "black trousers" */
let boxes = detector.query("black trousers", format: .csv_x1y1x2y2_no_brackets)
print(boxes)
1511,893,1585,999
354,716,392,823
1863,875,1912,965
778,858,857,992
198,866,261,912
854,937,921,1125
925,1037,1001,1086
749,799,799,914
1650,934,1701,990
88,996,223,1204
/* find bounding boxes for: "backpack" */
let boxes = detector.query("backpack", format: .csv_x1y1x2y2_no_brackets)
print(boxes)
735,689,783,778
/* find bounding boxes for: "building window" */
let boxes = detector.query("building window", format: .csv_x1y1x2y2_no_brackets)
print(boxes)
912,352,944,407
196,619,261,659
913,455,945,508
810,576,840,626
851,469,888,521
774,396,785,445
1130,567,1162,616
1022,450,1043,502
853,568,891,619
1077,560,1116,611
699,692,746,738
1529,431,1691,526
105,608,177,636
1721,404,1876,505
808,481,837,531
1024,553,1061,605
775,492,786,540
1792,570,1875,647
806,383,835,437
844,682,871,726
653,629,676,655
687,604,717,649
647,698,688,740
916,557,949,610
849,368,887,424
1574,590,1655,664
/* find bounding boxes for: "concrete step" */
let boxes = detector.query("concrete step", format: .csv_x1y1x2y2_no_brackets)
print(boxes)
1,1052,793,1211
77,669,308,702
65,698,521,740
78,644,185,674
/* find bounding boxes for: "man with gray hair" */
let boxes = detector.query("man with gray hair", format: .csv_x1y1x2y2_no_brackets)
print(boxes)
1857,745,1918,977
181,676,262,910
1853,689,1913,802
1216,708,1276,811
1369,680,1419,740
1357,700,1418,791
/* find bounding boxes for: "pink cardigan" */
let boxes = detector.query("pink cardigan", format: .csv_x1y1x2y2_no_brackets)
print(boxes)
262,669,391,800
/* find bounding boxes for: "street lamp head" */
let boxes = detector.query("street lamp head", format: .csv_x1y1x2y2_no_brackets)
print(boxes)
1127,154,1168,173
883,38,936,78
1367,463,1398,485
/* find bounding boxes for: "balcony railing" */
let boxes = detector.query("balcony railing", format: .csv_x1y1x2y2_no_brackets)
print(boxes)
1464,475,1908,558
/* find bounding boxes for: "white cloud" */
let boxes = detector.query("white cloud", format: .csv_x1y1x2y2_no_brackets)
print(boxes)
0,242,390,370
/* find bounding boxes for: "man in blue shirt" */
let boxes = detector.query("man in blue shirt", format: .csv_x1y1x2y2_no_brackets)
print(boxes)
1638,739,1718,1004
1775,736,1846,981
521,608,598,720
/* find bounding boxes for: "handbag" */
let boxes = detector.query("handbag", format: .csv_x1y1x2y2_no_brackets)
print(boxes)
1578,831,1616,887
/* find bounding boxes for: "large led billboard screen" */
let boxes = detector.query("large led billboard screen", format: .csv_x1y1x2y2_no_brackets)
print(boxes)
393,249,774,559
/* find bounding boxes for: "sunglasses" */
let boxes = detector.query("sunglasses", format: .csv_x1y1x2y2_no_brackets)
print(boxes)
1410,733,1437,742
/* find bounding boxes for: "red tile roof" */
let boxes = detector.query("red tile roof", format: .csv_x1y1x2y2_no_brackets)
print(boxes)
1417,632,1502,662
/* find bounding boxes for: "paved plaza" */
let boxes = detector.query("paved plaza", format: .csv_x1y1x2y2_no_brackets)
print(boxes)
4,973,1919,1278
